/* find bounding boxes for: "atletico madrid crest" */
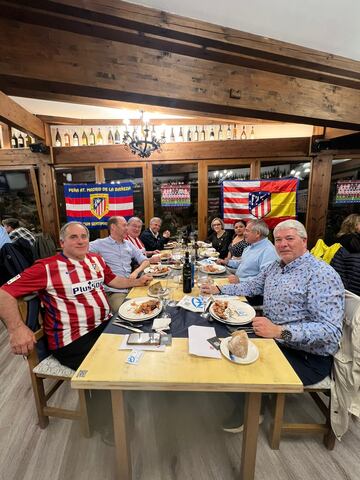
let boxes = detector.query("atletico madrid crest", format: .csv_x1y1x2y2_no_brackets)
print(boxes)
90,194,109,219
249,191,271,219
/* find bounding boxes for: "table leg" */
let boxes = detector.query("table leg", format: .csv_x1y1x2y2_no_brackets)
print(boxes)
240,392,262,480
111,390,132,480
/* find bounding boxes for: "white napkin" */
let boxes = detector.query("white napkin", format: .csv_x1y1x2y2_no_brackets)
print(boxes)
188,326,221,359
152,317,171,332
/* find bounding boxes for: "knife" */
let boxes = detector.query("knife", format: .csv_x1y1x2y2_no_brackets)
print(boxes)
113,322,143,333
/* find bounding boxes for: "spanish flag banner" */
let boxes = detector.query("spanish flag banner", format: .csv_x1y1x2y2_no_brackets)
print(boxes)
222,178,299,229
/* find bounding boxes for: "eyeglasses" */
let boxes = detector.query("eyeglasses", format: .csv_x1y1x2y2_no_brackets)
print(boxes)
212,223,222,227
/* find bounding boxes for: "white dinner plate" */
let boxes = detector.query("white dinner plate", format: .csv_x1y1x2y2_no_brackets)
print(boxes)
170,263,183,270
144,265,170,277
118,296,163,322
199,264,226,275
209,300,255,325
220,337,259,364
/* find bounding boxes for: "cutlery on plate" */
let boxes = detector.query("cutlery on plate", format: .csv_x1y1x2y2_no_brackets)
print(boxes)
113,322,143,333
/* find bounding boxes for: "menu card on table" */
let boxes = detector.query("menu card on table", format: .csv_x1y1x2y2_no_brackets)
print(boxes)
188,325,221,359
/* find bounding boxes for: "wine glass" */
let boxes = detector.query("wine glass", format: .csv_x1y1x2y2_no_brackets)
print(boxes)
158,279,169,317
197,273,214,318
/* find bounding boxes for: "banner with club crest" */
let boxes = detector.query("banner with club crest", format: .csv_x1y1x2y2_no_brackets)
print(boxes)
64,182,134,229
161,183,191,207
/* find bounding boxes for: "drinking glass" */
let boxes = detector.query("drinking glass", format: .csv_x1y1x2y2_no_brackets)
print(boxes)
198,273,214,318
158,279,169,317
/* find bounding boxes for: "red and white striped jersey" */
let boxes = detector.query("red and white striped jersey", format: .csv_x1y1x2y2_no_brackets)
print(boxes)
125,234,145,252
2,253,116,350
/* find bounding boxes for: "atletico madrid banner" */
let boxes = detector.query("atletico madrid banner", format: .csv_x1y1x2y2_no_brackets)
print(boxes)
222,178,299,229
64,183,134,229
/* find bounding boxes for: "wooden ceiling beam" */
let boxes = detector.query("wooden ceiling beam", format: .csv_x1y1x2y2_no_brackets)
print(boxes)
0,90,45,139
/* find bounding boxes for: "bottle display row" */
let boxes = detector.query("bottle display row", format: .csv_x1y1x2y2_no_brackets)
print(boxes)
6,129,35,149
51,124,256,147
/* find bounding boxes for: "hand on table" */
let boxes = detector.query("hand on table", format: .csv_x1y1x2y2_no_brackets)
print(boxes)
228,274,239,284
252,316,282,338
150,254,161,263
216,259,227,265
138,274,153,286
200,283,220,295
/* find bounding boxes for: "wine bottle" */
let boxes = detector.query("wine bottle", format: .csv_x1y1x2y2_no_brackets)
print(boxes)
11,132,18,148
194,126,199,141
187,128,192,142
55,128,62,147
241,125,247,140
25,134,32,147
200,125,206,141
250,126,255,140
226,124,232,140
96,128,103,145
89,128,95,146
170,127,175,142
179,127,184,141
18,133,25,148
81,131,88,146
218,125,223,140
108,129,114,145
182,251,192,293
209,127,215,140
114,128,121,144
64,130,70,147
233,124,237,140
72,131,79,147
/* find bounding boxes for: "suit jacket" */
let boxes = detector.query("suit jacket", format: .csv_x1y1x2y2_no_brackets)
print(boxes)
140,228,169,251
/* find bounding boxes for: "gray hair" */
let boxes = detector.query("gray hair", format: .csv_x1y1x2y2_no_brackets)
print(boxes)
59,221,89,241
247,219,269,238
150,217,162,225
274,220,307,239
128,216,143,226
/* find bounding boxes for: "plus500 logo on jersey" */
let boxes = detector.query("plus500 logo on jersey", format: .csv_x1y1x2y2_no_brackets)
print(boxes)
72,279,104,296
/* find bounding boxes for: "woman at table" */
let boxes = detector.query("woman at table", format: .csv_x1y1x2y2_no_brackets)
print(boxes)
336,213,360,253
206,217,232,260
217,220,248,265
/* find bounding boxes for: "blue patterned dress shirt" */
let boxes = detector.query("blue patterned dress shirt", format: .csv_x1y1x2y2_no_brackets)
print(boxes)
221,252,345,355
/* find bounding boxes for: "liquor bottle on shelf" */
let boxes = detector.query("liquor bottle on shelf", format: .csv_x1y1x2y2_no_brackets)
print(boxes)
11,132,18,148
200,125,206,141
96,128,103,145
108,129,114,145
25,134,32,147
250,126,255,140
89,128,96,146
18,133,25,148
114,127,121,144
187,127,192,142
81,130,88,146
226,124,232,140
72,131,79,147
170,127,175,142
240,125,247,140
64,130,71,147
218,125,223,140
233,124,237,140
178,127,184,141
182,251,192,294
55,128,62,147
194,126,199,141
209,127,215,140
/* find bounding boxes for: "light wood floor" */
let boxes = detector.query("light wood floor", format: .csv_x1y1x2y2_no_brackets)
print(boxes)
1,322,359,480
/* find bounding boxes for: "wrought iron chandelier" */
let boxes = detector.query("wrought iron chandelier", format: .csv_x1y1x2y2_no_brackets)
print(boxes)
123,111,166,158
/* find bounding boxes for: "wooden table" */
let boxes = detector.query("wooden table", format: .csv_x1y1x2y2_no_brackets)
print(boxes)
72,332,302,480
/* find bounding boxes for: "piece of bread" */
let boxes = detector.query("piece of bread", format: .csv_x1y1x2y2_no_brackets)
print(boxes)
228,330,249,358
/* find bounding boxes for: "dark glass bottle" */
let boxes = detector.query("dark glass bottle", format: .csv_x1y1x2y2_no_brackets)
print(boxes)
241,125,247,140
114,128,121,144
64,130,70,147
179,127,184,141
187,128,192,142
72,131,79,147
108,129,114,145
25,134,32,147
200,125,206,141
89,128,96,146
170,127,175,142
194,126,199,141
209,127,215,140
11,132,18,148
18,133,25,148
55,128,62,147
182,251,192,294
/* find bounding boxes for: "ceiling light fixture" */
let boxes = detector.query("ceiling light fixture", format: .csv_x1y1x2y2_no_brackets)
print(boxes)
123,111,165,158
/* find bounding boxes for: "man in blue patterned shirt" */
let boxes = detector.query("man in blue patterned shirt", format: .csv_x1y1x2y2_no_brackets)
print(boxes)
203,219,345,432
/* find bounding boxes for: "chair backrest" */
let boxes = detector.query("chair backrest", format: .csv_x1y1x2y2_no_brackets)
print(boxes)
0,241,34,285
25,295,50,362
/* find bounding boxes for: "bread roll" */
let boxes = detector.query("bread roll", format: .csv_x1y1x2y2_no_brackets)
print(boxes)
228,330,249,358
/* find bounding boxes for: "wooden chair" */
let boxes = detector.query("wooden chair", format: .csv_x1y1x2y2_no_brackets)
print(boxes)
21,296,90,437
269,290,359,450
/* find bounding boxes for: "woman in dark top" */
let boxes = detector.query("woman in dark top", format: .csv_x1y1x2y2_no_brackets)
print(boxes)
337,213,360,253
206,217,232,259
218,220,249,265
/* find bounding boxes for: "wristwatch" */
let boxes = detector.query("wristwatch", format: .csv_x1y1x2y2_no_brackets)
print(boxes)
280,327,292,342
